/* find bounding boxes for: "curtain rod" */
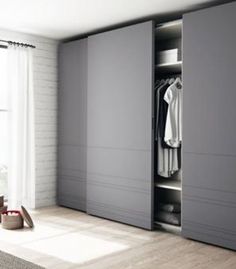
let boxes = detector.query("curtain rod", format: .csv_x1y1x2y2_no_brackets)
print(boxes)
0,39,36,49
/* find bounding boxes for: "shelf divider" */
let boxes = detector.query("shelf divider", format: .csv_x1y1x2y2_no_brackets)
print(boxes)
155,179,181,191
156,61,182,74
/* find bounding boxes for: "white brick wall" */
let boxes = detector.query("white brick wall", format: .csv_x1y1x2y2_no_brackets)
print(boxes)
0,28,59,208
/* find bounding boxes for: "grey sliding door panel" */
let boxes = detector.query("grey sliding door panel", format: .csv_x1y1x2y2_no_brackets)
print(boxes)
58,39,87,211
182,2,236,250
183,2,236,156
87,21,154,229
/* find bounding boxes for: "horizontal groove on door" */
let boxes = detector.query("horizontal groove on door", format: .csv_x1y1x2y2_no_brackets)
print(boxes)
59,144,151,152
183,195,236,208
58,169,86,179
58,194,86,202
183,220,236,236
87,200,150,217
183,184,236,195
59,168,86,173
87,179,150,194
58,196,86,211
88,205,151,229
182,184,236,207
87,171,150,183
182,228,236,248
183,151,236,158
59,144,87,148
59,169,151,183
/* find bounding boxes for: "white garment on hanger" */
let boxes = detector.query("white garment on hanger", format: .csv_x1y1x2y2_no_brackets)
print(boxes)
164,78,182,148
156,82,179,177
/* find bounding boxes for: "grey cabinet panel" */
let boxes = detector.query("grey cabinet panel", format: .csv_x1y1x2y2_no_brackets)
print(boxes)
87,21,154,229
183,199,236,250
58,145,87,173
58,40,87,146
58,39,87,211
183,153,236,242
58,177,86,210
183,2,236,156
87,147,151,184
87,22,153,150
183,153,236,198
87,147,152,227
182,2,236,250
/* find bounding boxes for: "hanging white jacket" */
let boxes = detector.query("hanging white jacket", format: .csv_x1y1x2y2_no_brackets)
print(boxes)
156,81,179,177
164,78,182,148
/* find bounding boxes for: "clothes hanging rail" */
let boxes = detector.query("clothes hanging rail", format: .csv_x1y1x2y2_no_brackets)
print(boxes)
0,39,36,49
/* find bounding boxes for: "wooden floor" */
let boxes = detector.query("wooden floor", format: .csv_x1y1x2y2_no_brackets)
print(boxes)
0,206,235,269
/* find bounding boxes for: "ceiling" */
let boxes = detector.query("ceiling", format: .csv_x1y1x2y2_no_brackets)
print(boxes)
0,0,231,40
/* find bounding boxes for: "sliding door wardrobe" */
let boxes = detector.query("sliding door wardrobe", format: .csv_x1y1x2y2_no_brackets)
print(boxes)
182,1,236,250
58,0,236,250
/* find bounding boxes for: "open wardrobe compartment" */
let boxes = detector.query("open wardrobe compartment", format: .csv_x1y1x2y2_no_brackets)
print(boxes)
154,19,182,233
58,1,236,251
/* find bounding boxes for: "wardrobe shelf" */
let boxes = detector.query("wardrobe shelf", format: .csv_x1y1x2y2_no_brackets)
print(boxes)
155,20,182,40
155,179,181,191
155,221,182,233
156,61,182,73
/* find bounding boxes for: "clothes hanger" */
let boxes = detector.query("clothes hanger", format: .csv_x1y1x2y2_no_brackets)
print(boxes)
174,77,182,89
169,78,175,84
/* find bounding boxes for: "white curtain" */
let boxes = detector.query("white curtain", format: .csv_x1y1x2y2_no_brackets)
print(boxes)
7,45,35,209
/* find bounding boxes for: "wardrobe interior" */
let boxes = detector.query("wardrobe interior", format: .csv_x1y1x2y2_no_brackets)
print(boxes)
154,19,182,232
